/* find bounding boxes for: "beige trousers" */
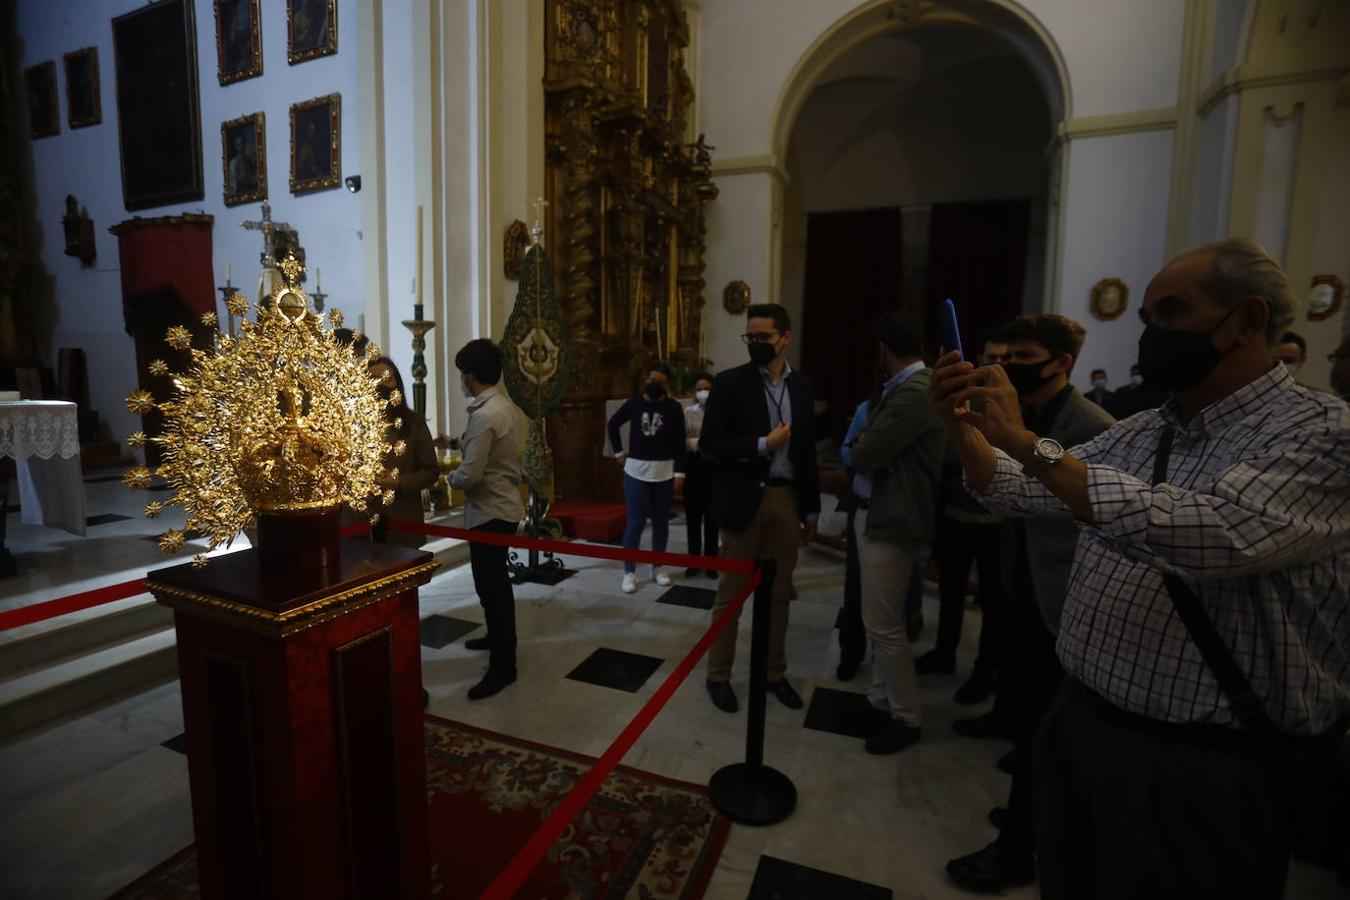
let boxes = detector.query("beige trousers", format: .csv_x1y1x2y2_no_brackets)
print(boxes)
706,486,800,683
856,508,923,726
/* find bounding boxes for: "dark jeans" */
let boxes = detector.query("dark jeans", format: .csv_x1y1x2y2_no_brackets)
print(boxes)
470,519,519,674
622,474,673,574
683,463,718,559
838,508,866,665
998,571,1063,855
1034,679,1290,899
933,515,1005,670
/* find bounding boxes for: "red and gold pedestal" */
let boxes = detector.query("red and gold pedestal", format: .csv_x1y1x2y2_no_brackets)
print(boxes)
147,527,438,900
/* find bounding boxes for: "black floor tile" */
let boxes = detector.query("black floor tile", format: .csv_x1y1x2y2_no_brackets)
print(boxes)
419,614,481,649
802,686,886,739
86,513,133,526
748,855,891,900
655,584,716,610
83,474,127,484
161,733,188,754
147,483,173,492
140,529,206,543
565,647,663,693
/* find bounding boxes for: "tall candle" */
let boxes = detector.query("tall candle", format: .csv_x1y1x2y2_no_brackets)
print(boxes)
416,205,424,309
225,260,231,282
315,268,321,290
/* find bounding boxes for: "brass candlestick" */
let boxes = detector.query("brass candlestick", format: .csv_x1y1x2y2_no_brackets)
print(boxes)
218,280,238,334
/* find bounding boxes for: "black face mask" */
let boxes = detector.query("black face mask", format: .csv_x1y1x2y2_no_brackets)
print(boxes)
1136,306,1239,393
748,341,777,368
645,380,667,400
1002,360,1057,398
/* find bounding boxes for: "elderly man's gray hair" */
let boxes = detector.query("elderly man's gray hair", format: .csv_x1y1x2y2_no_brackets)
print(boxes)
1178,238,1295,343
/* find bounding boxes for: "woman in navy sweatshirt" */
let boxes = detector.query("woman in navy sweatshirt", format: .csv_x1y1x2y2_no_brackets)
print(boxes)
607,363,686,593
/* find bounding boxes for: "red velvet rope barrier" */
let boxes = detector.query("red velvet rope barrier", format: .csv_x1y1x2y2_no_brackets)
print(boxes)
478,570,762,900
0,578,148,632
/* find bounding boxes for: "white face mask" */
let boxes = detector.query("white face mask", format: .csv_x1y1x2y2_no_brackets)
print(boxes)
1131,374,1144,386
695,389,710,404
1281,361,1302,377
460,376,474,399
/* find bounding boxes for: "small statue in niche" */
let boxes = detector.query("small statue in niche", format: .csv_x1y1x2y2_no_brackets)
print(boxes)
62,194,96,266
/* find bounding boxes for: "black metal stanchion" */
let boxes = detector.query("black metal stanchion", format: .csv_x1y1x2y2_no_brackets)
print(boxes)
507,486,573,585
708,557,797,825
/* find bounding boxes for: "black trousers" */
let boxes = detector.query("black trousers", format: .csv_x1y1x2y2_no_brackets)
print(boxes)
470,519,519,674
684,461,718,558
932,514,1006,670
1034,679,1290,900
998,573,1063,854
837,508,866,665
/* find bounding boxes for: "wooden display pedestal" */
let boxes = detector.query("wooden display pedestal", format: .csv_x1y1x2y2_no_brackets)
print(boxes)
147,533,438,899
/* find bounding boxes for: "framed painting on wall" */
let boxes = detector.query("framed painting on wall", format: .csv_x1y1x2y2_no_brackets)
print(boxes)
112,0,204,211
24,61,59,139
287,0,337,64
289,93,340,194
63,48,102,129
214,0,263,85
221,112,266,206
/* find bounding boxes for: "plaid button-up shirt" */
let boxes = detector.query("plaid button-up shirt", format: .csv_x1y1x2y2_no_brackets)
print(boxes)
974,365,1350,735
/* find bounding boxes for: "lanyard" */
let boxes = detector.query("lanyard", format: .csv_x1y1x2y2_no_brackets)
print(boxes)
763,378,788,423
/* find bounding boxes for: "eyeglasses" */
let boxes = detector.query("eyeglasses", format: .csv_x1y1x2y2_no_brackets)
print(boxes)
740,331,780,345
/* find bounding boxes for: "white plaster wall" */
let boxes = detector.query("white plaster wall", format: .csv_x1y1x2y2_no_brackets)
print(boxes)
702,174,775,373
1058,129,1175,389
381,0,417,398
698,0,1186,161
17,0,364,448
1188,93,1239,245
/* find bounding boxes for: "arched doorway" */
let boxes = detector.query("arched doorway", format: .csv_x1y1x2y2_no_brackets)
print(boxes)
768,0,1068,441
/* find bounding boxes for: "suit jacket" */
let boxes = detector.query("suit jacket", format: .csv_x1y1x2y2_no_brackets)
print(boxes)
1004,388,1115,631
699,362,821,532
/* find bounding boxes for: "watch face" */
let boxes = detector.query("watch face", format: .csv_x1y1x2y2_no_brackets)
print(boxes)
1035,437,1065,461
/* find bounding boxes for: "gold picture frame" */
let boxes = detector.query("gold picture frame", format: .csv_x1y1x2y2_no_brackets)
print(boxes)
1089,277,1128,321
64,48,101,129
214,0,263,85
24,61,59,139
287,0,337,65
1307,274,1344,322
289,93,340,194
723,280,751,315
222,111,266,206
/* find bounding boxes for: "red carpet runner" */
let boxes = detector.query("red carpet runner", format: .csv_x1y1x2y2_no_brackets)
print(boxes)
111,714,732,899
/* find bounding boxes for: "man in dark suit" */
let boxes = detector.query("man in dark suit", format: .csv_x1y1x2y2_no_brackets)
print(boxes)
700,303,820,713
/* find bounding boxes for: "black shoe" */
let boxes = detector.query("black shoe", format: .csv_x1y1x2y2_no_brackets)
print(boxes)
836,655,862,682
952,711,1013,740
766,679,803,709
864,719,921,755
996,749,1018,775
685,567,700,577
464,636,491,651
420,688,429,709
954,669,996,705
707,680,738,713
915,649,956,675
467,668,516,701
988,806,1009,831
705,569,717,579
906,611,924,643
945,841,1036,893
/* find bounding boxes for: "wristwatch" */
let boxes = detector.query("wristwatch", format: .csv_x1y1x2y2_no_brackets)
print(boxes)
1023,435,1065,476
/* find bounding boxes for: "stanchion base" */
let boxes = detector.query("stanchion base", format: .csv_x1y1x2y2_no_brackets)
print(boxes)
507,565,575,586
708,763,797,825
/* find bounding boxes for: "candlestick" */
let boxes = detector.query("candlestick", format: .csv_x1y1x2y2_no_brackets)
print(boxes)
218,280,238,336
416,205,424,309
225,260,231,282
315,268,321,291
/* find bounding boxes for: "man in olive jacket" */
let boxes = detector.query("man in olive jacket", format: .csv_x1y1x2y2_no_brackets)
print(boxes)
848,311,946,754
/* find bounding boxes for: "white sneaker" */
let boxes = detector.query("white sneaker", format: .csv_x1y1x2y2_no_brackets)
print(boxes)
621,573,638,594
653,566,672,587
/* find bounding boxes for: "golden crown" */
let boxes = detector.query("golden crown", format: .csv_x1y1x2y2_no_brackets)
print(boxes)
125,252,396,565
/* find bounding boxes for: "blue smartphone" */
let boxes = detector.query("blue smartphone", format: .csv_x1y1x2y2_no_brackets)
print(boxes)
940,298,964,360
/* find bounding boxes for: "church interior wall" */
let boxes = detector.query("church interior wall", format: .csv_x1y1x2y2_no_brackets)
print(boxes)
16,0,365,454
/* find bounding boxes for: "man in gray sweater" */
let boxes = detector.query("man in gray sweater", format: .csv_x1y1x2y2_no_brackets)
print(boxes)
848,311,946,754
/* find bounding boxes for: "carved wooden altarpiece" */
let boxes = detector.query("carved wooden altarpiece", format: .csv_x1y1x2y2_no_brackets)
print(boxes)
543,0,717,503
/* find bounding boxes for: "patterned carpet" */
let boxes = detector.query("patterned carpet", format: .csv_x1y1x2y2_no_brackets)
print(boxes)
111,715,731,899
